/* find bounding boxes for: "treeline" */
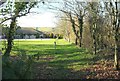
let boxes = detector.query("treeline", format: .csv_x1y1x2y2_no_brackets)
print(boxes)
45,33,63,39
54,0,120,70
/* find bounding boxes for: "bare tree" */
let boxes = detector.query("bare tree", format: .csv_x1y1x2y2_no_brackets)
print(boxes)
87,2,102,54
104,0,120,70
48,0,87,47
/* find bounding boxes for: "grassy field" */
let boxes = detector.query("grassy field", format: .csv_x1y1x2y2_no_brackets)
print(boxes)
3,39,119,79
3,39,104,79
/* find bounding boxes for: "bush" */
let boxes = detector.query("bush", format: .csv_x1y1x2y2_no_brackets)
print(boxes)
49,33,54,38
2,51,34,79
35,33,39,38
55,34,63,39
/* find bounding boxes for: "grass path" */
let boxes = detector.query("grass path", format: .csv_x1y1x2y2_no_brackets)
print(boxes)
10,39,97,79
2,39,120,79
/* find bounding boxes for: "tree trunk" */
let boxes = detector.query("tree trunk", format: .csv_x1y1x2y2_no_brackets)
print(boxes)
93,24,97,54
4,17,16,56
114,42,119,70
114,1,119,70
79,36,82,47
93,38,97,55
78,16,83,47
69,12,79,45
75,37,78,45
79,27,82,47
114,29,119,70
94,40,97,55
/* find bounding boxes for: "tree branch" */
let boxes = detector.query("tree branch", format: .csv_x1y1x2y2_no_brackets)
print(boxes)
0,2,36,24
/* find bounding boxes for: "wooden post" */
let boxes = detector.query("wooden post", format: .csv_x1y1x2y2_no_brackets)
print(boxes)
54,41,56,49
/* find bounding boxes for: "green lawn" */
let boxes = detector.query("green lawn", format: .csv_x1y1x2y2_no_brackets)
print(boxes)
4,39,100,79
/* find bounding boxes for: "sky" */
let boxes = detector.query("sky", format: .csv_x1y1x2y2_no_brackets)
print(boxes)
0,0,61,27
17,0,63,27
17,4,58,27
16,0,114,28
17,12,57,27
16,0,101,27
1,0,109,27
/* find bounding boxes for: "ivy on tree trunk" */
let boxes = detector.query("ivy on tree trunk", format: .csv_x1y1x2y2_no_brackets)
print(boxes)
4,17,16,56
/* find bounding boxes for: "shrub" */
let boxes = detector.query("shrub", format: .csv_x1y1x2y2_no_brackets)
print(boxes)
35,33,39,38
49,33,54,38
2,51,34,79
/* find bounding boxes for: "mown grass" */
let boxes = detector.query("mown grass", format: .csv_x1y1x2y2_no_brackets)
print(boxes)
3,39,99,79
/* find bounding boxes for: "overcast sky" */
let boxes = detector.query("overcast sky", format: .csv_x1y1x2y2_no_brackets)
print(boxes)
17,0,64,27
17,12,57,27
2,0,106,27
0,0,62,27
17,2,58,27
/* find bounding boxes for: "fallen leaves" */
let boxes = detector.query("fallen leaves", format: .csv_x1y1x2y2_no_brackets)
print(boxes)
33,58,120,79
79,60,120,79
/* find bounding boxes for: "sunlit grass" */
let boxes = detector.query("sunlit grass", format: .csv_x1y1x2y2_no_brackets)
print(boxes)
5,39,95,71
3,39,97,78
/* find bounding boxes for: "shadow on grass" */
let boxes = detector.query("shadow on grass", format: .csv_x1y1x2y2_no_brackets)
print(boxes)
12,44,108,79
33,61,91,79
32,53,98,79
30,45,96,79
32,54,113,79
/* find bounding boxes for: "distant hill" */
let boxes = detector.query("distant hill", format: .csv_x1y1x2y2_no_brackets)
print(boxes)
2,27,63,39
16,27,44,34
35,27,55,33
2,27,56,35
